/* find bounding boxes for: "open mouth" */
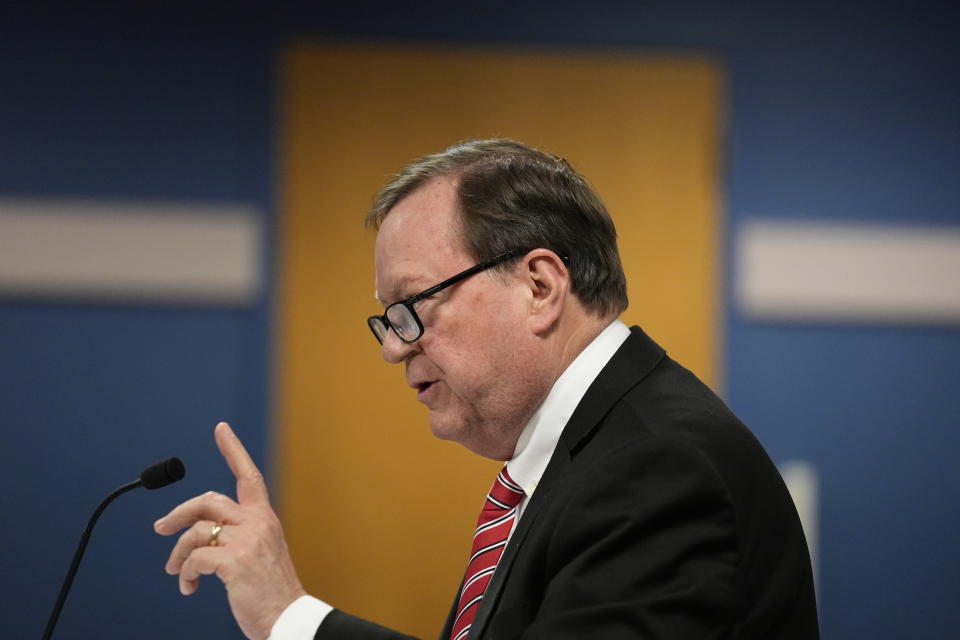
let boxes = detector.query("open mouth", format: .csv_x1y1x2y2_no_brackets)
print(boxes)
418,381,435,393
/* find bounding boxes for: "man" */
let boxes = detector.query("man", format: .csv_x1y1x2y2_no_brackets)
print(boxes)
155,139,819,639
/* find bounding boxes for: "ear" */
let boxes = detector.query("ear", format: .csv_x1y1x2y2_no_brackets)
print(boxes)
521,249,570,335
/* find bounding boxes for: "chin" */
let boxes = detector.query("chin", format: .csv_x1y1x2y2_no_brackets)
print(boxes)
428,413,513,460
427,411,467,443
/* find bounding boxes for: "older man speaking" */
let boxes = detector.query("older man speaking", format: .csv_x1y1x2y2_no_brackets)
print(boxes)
155,140,819,640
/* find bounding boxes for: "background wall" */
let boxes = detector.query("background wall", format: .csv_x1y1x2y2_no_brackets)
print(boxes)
279,44,721,638
1,2,956,638
0,5,277,638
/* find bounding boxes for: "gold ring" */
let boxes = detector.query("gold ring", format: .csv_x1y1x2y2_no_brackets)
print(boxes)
208,523,223,547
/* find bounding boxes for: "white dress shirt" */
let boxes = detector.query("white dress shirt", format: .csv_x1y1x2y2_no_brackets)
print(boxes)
270,320,631,640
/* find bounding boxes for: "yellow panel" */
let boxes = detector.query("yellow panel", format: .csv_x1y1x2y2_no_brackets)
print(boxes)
278,42,722,638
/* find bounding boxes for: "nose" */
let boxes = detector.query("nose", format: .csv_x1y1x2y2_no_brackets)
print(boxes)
380,328,419,364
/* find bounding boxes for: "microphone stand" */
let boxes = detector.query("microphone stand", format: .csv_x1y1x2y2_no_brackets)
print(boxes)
41,478,143,640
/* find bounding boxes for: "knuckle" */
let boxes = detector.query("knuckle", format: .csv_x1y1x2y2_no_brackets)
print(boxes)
217,561,235,582
231,545,251,567
179,556,195,578
175,530,193,551
264,516,282,537
201,491,232,510
245,468,265,485
252,514,280,539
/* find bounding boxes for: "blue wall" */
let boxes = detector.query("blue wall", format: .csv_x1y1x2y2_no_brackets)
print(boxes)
720,5,959,636
0,5,276,637
2,2,957,638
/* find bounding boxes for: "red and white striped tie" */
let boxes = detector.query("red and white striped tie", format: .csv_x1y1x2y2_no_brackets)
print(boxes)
449,468,525,640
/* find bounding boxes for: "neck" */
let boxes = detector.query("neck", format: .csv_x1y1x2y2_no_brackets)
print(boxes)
467,310,617,462
548,310,618,386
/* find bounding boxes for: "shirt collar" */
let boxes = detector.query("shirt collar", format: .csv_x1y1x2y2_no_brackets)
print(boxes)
506,319,630,498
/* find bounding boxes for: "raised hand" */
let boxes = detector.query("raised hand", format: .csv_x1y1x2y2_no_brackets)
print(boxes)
154,422,306,640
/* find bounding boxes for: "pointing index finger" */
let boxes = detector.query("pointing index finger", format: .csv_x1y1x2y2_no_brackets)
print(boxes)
214,421,269,506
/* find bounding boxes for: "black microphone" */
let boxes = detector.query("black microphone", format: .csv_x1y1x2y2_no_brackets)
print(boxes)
140,457,186,490
41,457,186,640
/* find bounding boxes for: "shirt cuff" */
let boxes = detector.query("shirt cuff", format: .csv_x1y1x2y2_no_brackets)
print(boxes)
268,595,334,640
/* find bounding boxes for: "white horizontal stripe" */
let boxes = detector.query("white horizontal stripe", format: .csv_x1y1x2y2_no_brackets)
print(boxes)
0,198,261,306
454,594,484,625
486,494,514,510
476,508,516,535
497,471,523,493
460,566,496,596
468,540,506,565
780,460,819,597
736,220,960,324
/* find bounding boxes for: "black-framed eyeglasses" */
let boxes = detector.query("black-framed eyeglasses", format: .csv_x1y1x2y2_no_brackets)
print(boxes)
367,249,523,345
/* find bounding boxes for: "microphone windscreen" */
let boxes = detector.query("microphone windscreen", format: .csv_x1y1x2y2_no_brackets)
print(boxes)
140,457,186,490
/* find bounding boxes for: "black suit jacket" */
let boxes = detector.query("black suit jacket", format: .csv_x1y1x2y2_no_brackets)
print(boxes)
317,327,819,639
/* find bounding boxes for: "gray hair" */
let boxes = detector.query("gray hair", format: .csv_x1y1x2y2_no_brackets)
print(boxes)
367,139,628,317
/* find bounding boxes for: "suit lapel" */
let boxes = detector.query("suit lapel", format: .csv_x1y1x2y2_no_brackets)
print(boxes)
559,326,665,455
467,452,569,639
468,327,666,639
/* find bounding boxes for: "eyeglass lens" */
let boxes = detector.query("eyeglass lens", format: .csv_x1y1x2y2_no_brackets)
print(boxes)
369,303,422,345
386,304,419,341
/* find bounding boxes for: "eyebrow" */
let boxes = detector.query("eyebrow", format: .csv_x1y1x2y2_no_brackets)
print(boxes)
375,275,425,306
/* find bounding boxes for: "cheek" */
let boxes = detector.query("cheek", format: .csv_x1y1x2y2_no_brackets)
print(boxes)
465,285,526,337
426,285,526,385
424,333,499,402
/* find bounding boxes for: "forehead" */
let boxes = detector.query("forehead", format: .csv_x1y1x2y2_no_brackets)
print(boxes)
374,177,472,302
